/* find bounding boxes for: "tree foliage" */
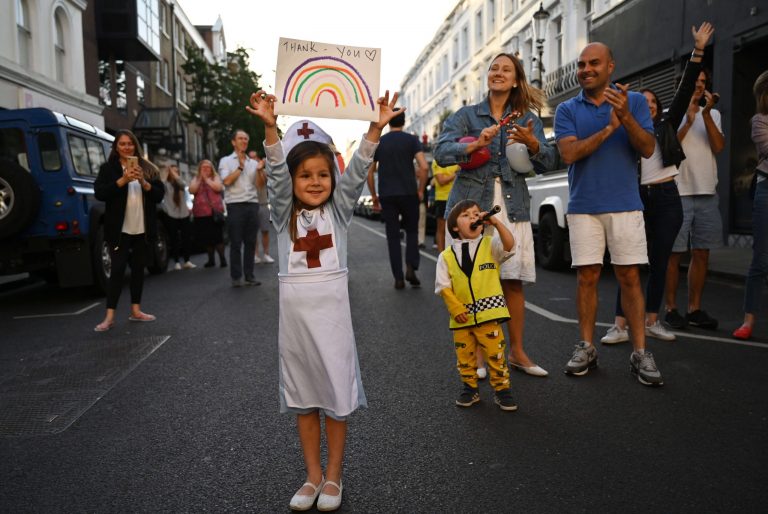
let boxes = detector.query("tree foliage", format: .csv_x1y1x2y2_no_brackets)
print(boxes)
182,46,266,160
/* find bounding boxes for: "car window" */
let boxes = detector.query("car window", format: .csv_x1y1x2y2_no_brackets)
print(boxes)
69,135,92,176
86,139,106,176
0,127,30,171
38,131,62,171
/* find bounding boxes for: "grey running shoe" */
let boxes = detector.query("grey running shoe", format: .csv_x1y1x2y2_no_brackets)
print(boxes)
564,341,598,376
493,388,518,411
630,350,664,387
455,384,480,407
645,320,676,341
600,325,629,344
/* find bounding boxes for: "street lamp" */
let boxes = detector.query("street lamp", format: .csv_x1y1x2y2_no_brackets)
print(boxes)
531,2,550,89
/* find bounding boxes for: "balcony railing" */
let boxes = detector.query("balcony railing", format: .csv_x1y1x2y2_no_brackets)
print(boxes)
543,59,579,100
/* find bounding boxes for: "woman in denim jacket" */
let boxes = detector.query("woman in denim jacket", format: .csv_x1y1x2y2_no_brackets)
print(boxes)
434,53,556,377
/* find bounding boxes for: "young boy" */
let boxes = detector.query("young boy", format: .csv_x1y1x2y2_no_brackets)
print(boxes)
434,200,518,411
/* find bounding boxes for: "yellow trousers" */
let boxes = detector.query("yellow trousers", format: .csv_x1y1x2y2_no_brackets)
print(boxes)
453,321,510,390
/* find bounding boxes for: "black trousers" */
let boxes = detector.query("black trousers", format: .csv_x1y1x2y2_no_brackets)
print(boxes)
164,215,192,262
106,233,147,310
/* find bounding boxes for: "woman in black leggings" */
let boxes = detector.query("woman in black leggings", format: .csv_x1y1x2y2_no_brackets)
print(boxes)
601,22,714,344
94,130,164,332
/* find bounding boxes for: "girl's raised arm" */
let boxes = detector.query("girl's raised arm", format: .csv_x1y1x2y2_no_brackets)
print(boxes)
365,90,401,143
246,90,279,145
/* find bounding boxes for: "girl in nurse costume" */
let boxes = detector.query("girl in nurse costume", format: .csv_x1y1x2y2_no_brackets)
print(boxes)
246,90,402,512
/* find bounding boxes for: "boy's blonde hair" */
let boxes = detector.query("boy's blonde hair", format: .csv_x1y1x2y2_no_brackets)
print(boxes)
446,200,480,239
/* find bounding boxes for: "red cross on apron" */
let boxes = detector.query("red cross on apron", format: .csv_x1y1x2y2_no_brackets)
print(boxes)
293,229,334,268
297,122,315,139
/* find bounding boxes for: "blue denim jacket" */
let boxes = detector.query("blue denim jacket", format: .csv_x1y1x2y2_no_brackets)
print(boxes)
434,100,556,222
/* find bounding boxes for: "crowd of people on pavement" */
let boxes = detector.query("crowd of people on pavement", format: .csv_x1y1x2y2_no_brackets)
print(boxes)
87,18,768,512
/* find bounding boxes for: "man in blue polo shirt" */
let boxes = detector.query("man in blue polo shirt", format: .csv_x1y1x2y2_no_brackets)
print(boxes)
554,42,663,387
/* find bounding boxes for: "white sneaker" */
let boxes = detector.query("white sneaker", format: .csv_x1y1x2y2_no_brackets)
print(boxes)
645,320,676,341
263,254,275,263
182,261,196,269
476,367,487,379
173,262,182,271
600,325,629,344
253,254,261,264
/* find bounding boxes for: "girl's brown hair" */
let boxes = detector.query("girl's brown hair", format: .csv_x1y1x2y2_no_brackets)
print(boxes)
285,141,337,242
109,129,159,180
488,53,545,115
754,70,768,115
165,165,183,207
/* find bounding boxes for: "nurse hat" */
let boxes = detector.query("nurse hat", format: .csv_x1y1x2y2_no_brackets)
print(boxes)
282,120,333,156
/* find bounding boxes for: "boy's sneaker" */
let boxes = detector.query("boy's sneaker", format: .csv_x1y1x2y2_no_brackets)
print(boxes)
600,325,629,344
686,309,718,330
564,341,598,376
630,350,664,387
664,309,688,329
493,389,518,411
645,320,675,341
455,384,480,407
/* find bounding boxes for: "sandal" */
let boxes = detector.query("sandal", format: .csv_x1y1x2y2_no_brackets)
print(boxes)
128,312,156,322
317,480,343,512
289,477,325,511
732,325,752,340
94,320,114,332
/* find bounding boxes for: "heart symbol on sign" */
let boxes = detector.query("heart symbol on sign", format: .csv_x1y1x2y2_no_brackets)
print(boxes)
365,49,377,61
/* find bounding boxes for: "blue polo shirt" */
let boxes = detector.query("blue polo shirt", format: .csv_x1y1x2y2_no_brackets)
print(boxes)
554,89,653,214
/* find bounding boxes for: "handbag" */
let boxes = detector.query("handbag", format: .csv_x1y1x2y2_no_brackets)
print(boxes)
201,183,224,224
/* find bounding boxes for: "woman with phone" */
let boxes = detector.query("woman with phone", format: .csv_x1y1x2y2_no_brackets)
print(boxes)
93,130,164,332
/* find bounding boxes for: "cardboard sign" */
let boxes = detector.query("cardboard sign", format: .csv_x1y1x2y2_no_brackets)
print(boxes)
275,37,381,121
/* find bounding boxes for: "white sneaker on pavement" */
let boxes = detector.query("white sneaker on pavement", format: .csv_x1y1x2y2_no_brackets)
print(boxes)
601,324,629,344
253,254,261,264
263,254,275,263
182,261,196,269
173,262,182,271
645,320,676,341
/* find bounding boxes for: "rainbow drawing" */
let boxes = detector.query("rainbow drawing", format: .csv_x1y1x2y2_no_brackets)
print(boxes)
281,56,375,112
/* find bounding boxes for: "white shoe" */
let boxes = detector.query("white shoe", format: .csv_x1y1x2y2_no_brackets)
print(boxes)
509,361,549,377
645,320,676,341
476,367,487,379
182,261,196,269
317,480,343,512
173,262,182,270
263,254,275,263
253,254,262,264
601,324,629,344
289,477,325,511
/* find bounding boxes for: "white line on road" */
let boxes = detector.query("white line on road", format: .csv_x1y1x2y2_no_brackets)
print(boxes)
13,302,101,319
352,219,768,350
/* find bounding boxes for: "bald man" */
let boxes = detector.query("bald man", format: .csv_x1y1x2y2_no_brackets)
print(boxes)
554,43,663,387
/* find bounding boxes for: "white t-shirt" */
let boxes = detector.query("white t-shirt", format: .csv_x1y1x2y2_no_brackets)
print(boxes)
640,144,678,185
122,179,145,234
676,109,722,196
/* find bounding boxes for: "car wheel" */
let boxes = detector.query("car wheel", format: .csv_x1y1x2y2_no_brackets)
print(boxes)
0,160,40,239
147,224,169,274
537,211,568,270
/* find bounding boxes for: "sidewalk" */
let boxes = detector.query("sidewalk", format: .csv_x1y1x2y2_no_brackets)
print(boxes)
681,246,752,281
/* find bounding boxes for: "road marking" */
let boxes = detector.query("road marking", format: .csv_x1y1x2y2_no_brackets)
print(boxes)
13,302,101,319
353,219,767,350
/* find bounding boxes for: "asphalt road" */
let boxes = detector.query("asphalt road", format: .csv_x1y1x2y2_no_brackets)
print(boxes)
1,216,766,513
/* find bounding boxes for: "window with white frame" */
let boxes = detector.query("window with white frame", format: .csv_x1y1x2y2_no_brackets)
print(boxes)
162,59,169,91
487,0,496,35
54,8,66,82
159,1,169,36
136,74,146,104
475,9,484,49
137,0,160,55
504,0,515,18
98,60,112,106
16,0,31,68
460,25,469,63
115,60,127,111
452,35,459,68
555,17,563,68
442,54,449,83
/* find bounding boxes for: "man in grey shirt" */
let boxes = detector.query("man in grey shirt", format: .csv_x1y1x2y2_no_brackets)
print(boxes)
220,129,263,286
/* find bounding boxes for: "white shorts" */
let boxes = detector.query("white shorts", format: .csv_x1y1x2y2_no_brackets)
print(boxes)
567,211,648,267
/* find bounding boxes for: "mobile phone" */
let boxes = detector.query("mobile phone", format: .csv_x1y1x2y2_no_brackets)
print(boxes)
699,93,720,107
126,156,138,168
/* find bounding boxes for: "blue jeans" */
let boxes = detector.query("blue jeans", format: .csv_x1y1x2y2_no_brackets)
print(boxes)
617,181,683,316
226,202,259,281
380,195,420,280
744,180,768,314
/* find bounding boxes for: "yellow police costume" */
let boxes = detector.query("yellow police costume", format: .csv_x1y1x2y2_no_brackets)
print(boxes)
439,236,511,390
